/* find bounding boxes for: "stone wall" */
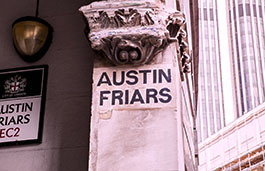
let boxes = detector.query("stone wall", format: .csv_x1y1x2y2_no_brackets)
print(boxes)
0,0,197,171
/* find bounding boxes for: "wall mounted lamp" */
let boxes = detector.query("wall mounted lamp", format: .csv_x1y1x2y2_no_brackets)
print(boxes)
12,0,53,62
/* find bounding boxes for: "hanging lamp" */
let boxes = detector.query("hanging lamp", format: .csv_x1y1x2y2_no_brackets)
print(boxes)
12,0,53,62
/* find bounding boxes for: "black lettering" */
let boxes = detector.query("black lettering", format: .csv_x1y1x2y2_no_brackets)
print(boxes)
0,117,4,126
22,103,25,112
112,90,123,105
17,115,24,124
4,116,8,125
130,90,145,104
24,114,30,124
159,88,172,103
25,102,33,112
113,71,125,86
126,70,138,85
146,88,158,103
159,69,171,83
125,90,129,105
100,91,111,106
9,104,14,113
7,116,16,125
153,69,157,83
139,70,151,84
0,105,8,114
15,103,22,112
97,72,112,86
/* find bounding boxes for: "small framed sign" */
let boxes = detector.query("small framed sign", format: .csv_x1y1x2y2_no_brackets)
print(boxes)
0,65,48,146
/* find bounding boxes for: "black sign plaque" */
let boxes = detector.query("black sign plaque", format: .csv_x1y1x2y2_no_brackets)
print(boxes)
0,65,48,146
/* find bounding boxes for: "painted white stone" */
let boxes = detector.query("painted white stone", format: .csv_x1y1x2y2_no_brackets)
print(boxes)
93,64,177,115
89,43,185,171
82,0,193,170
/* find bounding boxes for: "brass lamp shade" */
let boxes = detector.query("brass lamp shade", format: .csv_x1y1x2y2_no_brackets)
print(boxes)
12,16,53,62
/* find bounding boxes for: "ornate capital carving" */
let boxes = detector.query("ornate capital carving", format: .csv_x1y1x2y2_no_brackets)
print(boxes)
80,0,191,72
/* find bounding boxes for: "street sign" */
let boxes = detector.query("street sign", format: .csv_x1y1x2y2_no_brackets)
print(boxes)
93,64,177,114
0,65,48,146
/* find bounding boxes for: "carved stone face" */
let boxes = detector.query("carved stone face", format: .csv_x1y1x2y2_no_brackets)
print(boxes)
102,35,165,66
113,37,142,65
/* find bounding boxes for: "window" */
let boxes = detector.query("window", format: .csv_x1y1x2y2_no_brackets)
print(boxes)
210,9,214,20
204,8,208,20
246,4,251,16
239,4,244,17
253,4,257,17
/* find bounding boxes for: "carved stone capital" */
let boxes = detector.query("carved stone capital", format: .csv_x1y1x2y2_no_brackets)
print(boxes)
80,0,191,71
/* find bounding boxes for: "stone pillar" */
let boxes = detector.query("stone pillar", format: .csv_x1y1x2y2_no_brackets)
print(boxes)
79,1,191,170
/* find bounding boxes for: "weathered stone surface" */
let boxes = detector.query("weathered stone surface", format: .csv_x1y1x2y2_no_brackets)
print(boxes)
80,0,191,72
79,1,194,171
88,42,185,170
93,109,180,171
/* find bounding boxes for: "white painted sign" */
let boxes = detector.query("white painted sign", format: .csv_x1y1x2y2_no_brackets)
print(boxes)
93,64,177,112
0,65,47,145
0,98,41,142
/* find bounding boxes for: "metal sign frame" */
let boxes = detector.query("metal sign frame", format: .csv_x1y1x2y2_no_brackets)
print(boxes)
0,65,48,146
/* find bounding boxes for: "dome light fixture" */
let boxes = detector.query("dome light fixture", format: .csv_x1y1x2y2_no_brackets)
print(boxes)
12,0,53,62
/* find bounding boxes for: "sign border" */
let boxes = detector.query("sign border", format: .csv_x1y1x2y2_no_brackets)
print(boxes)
0,65,48,147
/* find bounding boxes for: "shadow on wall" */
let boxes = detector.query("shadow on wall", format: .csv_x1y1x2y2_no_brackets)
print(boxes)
0,0,97,171
44,0,97,170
